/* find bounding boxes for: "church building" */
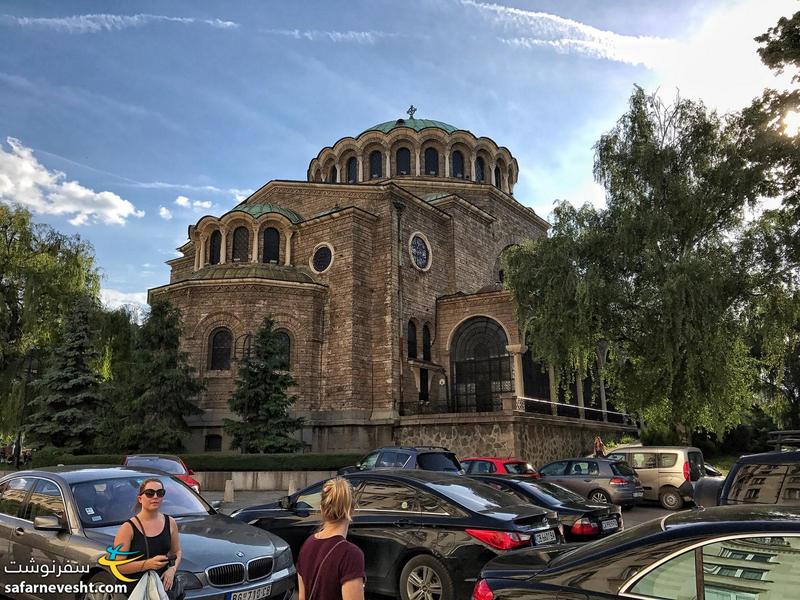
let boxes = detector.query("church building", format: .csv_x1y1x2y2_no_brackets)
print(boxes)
148,110,635,463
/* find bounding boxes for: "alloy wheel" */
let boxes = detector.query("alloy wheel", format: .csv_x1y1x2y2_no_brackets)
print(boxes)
407,564,443,600
590,491,609,503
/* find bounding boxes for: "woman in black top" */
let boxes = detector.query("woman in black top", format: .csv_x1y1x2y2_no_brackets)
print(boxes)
113,478,183,595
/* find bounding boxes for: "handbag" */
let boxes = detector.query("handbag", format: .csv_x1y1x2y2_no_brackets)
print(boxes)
134,515,185,600
306,540,345,600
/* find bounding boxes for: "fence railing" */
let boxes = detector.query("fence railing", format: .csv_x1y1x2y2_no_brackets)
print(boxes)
515,396,634,426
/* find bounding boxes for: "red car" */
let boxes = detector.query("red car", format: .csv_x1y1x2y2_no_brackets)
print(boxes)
462,457,540,477
123,454,202,493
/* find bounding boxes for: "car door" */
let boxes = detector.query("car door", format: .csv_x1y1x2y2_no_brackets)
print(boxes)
253,482,324,560
628,452,658,501
538,461,569,487
563,461,599,498
0,477,35,588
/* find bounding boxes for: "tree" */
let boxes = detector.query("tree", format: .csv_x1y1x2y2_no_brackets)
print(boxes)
224,317,303,453
25,296,103,453
118,300,203,452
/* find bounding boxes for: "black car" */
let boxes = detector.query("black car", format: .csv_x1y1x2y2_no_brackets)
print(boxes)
337,446,463,475
473,505,800,599
232,470,563,600
470,475,623,541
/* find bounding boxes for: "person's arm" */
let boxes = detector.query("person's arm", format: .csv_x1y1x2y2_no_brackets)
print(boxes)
161,517,181,590
297,574,306,600
113,522,168,575
341,577,365,600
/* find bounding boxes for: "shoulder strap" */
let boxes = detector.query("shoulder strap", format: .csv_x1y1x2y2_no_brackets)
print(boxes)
133,515,150,559
307,540,346,600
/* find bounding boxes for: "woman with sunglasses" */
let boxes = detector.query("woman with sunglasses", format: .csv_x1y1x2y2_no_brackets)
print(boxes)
112,478,183,596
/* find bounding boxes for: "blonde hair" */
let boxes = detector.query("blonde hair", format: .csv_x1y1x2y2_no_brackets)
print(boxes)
320,477,355,523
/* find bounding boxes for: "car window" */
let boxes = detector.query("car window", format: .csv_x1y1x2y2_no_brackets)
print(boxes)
357,481,418,512
659,453,679,468
0,477,34,518
540,461,568,476
702,536,799,599
726,464,796,505
295,483,324,510
416,452,461,472
688,451,704,482
24,479,65,521
607,452,627,463
629,452,658,470
629,547,696,599
125,457,186,475
360,452,379,470
569,461,599,476
416,490,456,515
427,479,519,512
504,462,536,474
376,451,405,468
611,462,636,477
470,461,495,474
481,480,529,504
462,460,476,473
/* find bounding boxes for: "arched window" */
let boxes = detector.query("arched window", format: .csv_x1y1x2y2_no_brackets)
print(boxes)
232,226,250,262
451,151,465,179
450,317,512,412
346,157,358,183
396,148,411,175
494,166,502,189
424,148,439,176
263,227,280,263
407,321,417,359
209,328,233,370
329,165,337,183
209,230,221,265
275,330,291,370
422,324,431,361
476,157,486,182
369,151,382,179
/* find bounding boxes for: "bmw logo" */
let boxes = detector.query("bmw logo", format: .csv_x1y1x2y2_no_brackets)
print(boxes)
236,551,244,558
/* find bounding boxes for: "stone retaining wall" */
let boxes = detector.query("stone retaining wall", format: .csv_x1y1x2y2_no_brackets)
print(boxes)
194,470,337,492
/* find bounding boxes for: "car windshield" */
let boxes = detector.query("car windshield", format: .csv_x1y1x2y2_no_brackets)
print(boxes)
550,519,664,568
428,479,519,512
505,462,537,474
71,476,211,528
417,452,462,472
126,457,186,475
520,480,586,504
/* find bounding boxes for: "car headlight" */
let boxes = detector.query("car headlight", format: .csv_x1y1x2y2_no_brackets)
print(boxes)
174,571,203,590
273,547,293,572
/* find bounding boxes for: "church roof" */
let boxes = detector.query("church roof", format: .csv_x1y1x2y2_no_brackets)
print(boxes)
176,263,323,285
362,118,458,135
230,203,301,223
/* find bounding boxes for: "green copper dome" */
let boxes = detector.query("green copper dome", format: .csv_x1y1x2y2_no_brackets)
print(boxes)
363,118,458,135
230,203,301,223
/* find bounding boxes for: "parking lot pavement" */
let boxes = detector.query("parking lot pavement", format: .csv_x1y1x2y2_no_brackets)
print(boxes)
622,503,674,527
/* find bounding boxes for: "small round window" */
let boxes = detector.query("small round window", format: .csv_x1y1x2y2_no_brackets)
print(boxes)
410,234,430,270
312,244,333,273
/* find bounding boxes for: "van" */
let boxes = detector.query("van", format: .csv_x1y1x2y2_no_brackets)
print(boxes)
606,446,705,509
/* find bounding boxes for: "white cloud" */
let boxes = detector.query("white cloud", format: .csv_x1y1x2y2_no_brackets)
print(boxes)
174,195,190,207
193,200,212,209
173,195,215,212
264,29,399,44
159,206,172,220
0,137,144,226
0,13,239,33
100,288,148,322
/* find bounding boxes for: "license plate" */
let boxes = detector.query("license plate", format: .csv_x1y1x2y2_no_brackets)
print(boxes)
229,584,272,600
533,529,557,545
601,519,617,531
633,491,643,497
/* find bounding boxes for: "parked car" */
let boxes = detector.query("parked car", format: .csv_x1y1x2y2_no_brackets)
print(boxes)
462,457,539,478
337,446,463,475
605,445,705,509
537,458,643,506
705,463,724,477
470,474,623,541
232,470,563,600
123,454,202,494
0,466,295,600
473,505,800,599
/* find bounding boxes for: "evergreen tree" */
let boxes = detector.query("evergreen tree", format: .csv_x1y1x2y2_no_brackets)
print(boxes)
119,300,203,452
25,296,102,453
224,317,303,453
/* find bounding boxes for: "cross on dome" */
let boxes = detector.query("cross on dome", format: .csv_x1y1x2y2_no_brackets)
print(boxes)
407,105,417,119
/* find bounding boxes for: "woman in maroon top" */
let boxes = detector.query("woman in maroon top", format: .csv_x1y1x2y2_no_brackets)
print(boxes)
296,477,365,600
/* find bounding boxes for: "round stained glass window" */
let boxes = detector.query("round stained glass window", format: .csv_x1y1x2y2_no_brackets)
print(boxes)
312,245,332,273
411,235,430,270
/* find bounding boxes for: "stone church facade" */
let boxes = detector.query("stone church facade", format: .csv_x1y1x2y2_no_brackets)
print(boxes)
149,114,636,462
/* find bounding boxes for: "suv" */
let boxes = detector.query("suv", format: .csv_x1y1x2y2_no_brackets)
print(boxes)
338,446,463,475
606,446,705,509
694,431,800,507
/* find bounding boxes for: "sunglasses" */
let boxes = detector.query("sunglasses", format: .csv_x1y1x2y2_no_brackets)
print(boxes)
141,489,166,498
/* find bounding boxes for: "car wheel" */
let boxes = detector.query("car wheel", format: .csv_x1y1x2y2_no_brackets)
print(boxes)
400,554,454,600
589,489,611,504
660,487,684,510
83,572,127,600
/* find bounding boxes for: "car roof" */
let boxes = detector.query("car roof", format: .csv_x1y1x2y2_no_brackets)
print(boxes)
462,457,526,462
346,469,463,485
125,454,182,461
660,505,800,530
4,466,175,484
371,446,453,454
612,446,702,452
736,450,800,464
546,457,620,463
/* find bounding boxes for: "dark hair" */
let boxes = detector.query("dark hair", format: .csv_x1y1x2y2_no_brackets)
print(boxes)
133,478,164,513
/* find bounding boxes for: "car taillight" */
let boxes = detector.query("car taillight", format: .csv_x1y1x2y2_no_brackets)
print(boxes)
609,476,627,486
570,518,600,535
683,461,690,481
465,529,531,550
472,580,494,600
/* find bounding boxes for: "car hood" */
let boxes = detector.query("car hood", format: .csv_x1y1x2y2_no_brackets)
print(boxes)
84,514,284,573
480,544,581,580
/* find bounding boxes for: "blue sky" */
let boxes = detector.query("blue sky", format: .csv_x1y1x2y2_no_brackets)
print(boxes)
0,0,795,309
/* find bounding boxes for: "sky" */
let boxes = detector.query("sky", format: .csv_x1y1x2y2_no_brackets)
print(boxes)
0,0,796,311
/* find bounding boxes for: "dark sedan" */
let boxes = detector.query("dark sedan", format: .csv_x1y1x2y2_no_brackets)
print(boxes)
232,470,563,600
0,467,295,600
473,505,800,599
470,475,623,541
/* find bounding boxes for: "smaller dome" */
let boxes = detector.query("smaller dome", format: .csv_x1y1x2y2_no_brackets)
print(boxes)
362,118,458,136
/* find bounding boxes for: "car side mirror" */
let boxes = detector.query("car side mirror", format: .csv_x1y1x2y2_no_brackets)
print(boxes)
187,469,194,475
210,500,223,510
34,515,64,531
278,496,292,510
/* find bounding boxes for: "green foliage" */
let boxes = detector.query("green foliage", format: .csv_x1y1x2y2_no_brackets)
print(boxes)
117,300,203,452
224,317,304,453
25,297,103,453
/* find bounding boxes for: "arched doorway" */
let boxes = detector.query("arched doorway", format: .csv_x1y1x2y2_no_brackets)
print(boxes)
450,317,512,412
